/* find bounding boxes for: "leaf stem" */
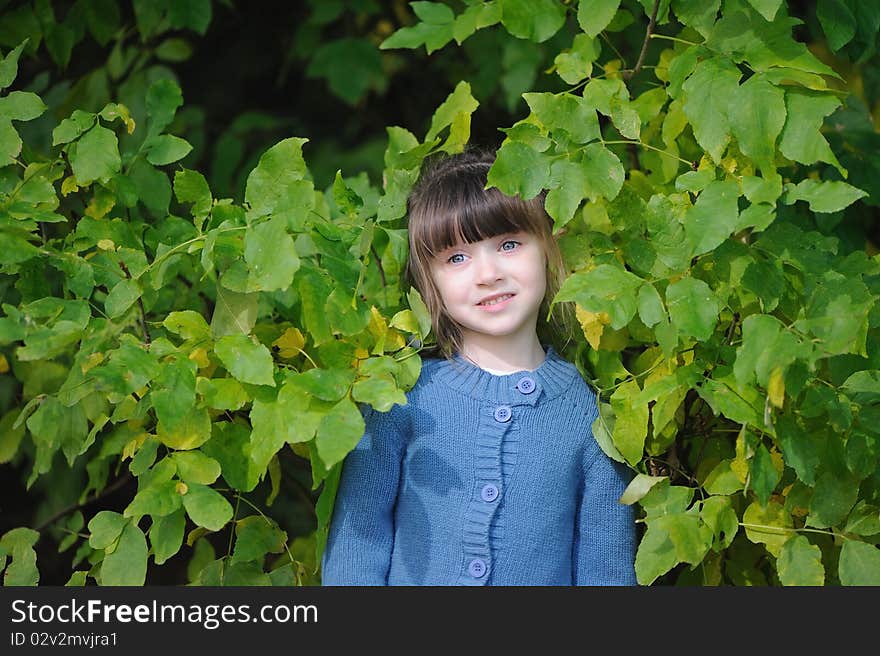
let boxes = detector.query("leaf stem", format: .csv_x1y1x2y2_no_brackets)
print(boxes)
650,34,701,46
739,522,848,540
602,139,694,166
234,492,297,567
146,226,247,273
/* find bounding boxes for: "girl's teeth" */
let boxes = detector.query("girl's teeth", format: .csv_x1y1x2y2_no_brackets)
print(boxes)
482,294,511,306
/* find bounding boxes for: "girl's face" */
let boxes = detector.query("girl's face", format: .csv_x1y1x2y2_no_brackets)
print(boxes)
429,231,547,349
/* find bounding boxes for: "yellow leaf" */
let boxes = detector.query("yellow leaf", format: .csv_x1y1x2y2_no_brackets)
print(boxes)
176,481,188,495
188,347,210,369
768,366,785,408
731,426,750,484
603,58,622,79
97,239,116,251
385,327,406,351
575,305,610,350
0,354,8,374
80,352,104,373
272,327,305,359
61,176,79,196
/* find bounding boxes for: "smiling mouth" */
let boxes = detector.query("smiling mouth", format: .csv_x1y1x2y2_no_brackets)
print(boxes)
478,294,514,306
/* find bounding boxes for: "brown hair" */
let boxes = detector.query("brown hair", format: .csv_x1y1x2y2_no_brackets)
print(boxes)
404,148,574,359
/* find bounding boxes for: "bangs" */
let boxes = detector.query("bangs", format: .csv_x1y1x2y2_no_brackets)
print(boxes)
408,162,550,259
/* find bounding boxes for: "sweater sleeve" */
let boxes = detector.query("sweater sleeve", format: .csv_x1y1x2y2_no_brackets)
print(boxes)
320,405,406,585
573,444,638,586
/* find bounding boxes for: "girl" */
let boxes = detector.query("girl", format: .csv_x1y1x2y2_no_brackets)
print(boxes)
321,149,637,585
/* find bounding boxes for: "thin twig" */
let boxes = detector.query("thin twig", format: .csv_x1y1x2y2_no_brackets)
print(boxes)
625,0,660,81
33,473,133,532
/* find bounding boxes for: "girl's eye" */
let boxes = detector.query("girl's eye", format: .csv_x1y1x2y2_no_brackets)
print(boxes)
447,253,466,264
500,240,520,251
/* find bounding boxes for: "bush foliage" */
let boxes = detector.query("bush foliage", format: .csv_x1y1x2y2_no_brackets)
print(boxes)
1,0,880,586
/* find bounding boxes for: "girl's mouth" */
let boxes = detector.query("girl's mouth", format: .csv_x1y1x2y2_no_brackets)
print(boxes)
478,293,514,308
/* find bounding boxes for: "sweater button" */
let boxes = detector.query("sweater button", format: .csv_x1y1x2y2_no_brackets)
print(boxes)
493,405,512,423
516,376,536,394
468,558,487,578
481,484,499,502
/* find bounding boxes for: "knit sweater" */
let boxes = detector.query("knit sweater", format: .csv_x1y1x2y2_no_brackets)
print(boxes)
321,346,638,586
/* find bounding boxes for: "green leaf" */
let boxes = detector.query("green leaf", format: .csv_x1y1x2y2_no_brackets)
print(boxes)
838,541,880,586
728,75,786,171
610,380,649,466
100,522,148,586
841,371,880,405
749,443,780,507
88,510,127,549
778,90,843,174
554,33,600,84
487,141,552,200
163,310,211,342
244,137,310,218
577,0,621,37
778,535,825,585
0,91,46,121
352,373,408,412
700,496,739,549
146,134,193,166
26,395,88,468
210,286,258,338
244,217,299,292
619,473,666,505
124,479,182,520
315,397,366,469
201,421,262,493
155,37,193,62
172,450,221,485
682,57,741,162
0,527,39,586
128,159,171,215
0,118,21,165
425,81,479,143
157,407,212,451
70,125,121,185
637,283,665,327
182,483,233,531
307,38,384,105
580,143,625,201
0,40,28,90
666,277,720,341
743,500,791,557
197,377,250,411
168,0,212,34
809,471,859,528
149,508,185,565
499,0,566,42
684,180,740,256
104,278,142,319
146,79,183,134
152,357,197,428
746,0,783,21
844,501,880,536
173,169,212,220
214,334,276,387
555,264,643,330
231,516,287,565
697,376,763,427
775,415,822,486
634,522,678,585
782,179,867,214
816,0,856,51
523,92,600,144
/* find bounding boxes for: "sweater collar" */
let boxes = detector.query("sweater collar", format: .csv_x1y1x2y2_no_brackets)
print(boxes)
426,345,576,405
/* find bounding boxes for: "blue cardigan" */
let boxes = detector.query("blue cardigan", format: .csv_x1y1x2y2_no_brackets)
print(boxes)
321,347,638,586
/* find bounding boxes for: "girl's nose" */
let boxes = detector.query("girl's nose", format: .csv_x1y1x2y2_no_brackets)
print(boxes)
474,254,502,284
